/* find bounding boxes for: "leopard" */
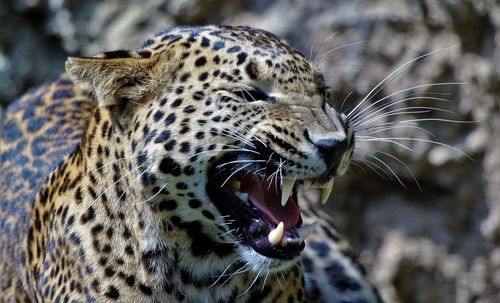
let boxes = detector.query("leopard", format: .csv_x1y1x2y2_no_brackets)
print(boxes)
0,25,383,302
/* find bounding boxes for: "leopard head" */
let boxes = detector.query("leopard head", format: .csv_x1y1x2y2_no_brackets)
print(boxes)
66,25,354,273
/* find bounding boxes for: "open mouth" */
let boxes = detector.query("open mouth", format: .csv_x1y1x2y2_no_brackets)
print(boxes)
206,152,335,260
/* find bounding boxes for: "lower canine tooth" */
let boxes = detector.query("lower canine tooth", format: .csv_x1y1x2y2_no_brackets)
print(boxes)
268,221,284,246
298,221,318,239
321,178,335,204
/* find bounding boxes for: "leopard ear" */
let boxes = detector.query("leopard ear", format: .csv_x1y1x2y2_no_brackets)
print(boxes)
66,50,158,107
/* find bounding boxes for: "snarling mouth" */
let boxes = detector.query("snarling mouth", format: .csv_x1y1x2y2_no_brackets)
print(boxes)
206,154,335,260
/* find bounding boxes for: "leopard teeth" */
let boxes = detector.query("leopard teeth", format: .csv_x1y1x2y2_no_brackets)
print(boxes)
268,221,284,246
281,179,295,206
321,178,335,204
298,221,318,239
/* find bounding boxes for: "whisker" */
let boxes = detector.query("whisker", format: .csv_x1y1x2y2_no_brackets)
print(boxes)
356,136,414,151
94,152,148,171
217,159,265,169
355,105,457,128
366,153,406,187
316,40,366,63
358,123,436,138
358,148,422,191
239,268,262,297
398,118,478,124
122,163,157,204
354,109,434,127
349,161,368,175
348,82,464,122
352,95,454,126
261,260,272,292
340,91,355,112
360,136,473,160
134,183,167,205
219,264,251,287
92,162,146,206
218,229,236,238
312,30,340,61
352,157,393,180
357,116,475,135
221,163,252,187
209,258,240,288
347,48,455,118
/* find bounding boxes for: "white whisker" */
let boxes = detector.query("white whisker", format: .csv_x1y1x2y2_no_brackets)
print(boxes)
348,82,464,122
366,153,405,187
360,136,473,160
347,48,455,118
209,258,240,288
358,148,422,191
398,118,478,124
239,268,262,297
358,123,436,138
352,157,393,180
221,163,252,187
316,40,365,63
134,183,167,205
355,105,457,128
356,136,414,151
352,95,453,126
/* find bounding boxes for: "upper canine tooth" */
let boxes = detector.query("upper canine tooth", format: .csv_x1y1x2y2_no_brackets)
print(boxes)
281,178,295,206
268,221,284,246
321,178,335,204
230,180,241,190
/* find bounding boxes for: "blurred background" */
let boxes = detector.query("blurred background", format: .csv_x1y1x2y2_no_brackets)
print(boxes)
0,0,499,302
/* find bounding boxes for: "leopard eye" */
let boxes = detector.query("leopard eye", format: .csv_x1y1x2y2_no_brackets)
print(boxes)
233,87,270,102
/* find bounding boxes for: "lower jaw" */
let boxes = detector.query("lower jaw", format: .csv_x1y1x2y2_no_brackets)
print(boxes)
206,179,306,261
237,246,300,273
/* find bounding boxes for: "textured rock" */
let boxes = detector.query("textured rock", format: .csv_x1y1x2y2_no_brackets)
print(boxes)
0,0,498,302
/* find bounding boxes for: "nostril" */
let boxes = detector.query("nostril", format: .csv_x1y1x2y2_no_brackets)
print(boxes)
304,129,348,174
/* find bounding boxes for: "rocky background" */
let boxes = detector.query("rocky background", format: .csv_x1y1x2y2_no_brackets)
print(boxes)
1,0,499,302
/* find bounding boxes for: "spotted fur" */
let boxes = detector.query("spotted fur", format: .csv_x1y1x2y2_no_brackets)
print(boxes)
0,25,382,302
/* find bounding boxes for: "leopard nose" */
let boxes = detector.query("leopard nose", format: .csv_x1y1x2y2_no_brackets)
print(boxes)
304,130,348,175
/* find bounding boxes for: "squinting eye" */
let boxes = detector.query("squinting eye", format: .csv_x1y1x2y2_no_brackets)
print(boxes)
233,87,270,102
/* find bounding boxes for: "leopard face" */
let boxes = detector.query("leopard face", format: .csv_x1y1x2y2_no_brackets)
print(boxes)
67,25,355,275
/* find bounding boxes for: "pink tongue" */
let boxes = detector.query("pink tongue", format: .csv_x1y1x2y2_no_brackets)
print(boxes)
240,174,300,229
